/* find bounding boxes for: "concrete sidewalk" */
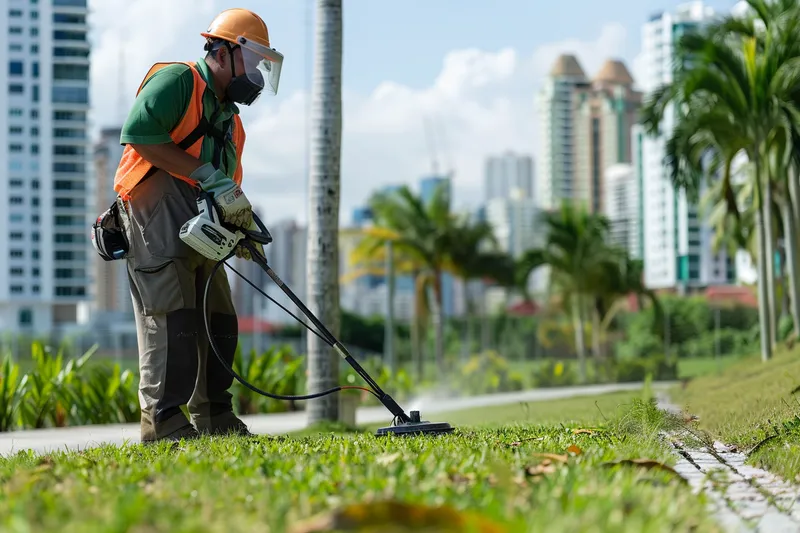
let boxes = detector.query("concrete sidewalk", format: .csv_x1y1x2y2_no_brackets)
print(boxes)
0,382,669,456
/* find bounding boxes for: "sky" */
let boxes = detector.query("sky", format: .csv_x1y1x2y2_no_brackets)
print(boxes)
87,0,738,226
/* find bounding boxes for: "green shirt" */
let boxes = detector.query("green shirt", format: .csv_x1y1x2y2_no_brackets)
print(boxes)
119,58,241,179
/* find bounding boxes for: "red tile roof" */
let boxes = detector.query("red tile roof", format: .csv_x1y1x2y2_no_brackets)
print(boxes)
507,300,541,316
704,285,758,308
237,316,281,334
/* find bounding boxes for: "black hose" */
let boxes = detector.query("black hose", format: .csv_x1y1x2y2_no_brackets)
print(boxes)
202,251,380,402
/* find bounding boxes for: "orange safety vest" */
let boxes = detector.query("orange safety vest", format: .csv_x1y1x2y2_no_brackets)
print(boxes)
113,61,246,200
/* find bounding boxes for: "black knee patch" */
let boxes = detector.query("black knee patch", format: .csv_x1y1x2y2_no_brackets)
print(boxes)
155,308,200,424
205,312,238,415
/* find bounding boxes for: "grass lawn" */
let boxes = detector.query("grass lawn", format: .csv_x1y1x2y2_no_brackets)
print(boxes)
671,348,800,483
674,354,748,379
0,389,723,533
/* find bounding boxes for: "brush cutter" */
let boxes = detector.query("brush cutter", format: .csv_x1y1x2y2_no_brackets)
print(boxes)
179,190,454,437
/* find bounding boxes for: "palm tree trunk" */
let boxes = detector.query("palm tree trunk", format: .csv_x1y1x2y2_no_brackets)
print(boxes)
411,272,423,381
779,246,789,319
305,0,343,423
591,301,602,359
410,312,421,382
460,278,471,363
431,271,445,378
572,294,587,383
384,241,396,374
754,154,773,362
784,166,800,338
480,282,490,352
764,167,778,348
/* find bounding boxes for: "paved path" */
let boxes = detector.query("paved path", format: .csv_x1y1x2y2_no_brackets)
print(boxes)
658,394,800,532
0,382,662,457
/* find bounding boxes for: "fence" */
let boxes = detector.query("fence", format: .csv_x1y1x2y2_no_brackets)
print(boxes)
0,291,762,386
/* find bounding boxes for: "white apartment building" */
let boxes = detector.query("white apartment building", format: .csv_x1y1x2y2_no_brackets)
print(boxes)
0,0,91,334
257,219,307,325
536,54,588,211
638,1,735,290
92,127,128,316
486,189,540,260
486,188,546,297
484,151,534,202
604,163,641,259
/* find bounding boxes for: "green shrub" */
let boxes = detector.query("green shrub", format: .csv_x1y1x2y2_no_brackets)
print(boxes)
680,329,754,359
779,314,795,342
341,356,416,405
460,351,525,394
590,358,618,384
63,363,140,425
531,359,578,388
232,345,304,415
0,356,25,432
0,341,141,432
615,356,677,383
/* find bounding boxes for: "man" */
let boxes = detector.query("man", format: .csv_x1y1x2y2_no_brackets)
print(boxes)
112,9,283,443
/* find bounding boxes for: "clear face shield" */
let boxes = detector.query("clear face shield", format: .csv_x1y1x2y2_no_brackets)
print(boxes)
235,36,283,99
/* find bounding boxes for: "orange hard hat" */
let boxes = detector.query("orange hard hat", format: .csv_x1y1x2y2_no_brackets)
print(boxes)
201,8,270,50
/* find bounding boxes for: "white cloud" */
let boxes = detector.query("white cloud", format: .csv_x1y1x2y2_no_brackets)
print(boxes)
89,1,634,227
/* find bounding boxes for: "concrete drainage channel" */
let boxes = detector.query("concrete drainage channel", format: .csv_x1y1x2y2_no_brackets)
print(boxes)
657,394,800,532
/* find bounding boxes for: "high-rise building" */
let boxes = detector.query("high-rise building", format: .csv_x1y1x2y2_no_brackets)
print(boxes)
604,163,641,259
229,206,271,318
351,206,372,227
0,0,92,334
259,219,306,325
537,54,588,210
420,175,450,205
574,60,642,214
638,1,735,290
486,188,540,260
485,188,546,297
92,127,129,316
484,152,534,202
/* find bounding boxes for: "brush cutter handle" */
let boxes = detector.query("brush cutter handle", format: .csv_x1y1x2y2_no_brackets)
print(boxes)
200,189,273,246
240,213,273,245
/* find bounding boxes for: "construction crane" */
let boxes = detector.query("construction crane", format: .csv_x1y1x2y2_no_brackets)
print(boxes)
423,115,455,181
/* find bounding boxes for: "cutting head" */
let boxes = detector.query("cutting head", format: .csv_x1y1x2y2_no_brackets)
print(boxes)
375,410,454,437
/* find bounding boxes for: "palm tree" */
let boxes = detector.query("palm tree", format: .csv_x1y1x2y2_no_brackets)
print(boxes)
718,0,800,340
516,202,618,383
640,6,800,361
444,215,510,362
350,184,453,379
340,237,429,380
594,255,663,360
305,0,343,423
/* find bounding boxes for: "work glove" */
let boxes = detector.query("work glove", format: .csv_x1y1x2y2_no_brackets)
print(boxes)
235,219,265,262
190,163,253,229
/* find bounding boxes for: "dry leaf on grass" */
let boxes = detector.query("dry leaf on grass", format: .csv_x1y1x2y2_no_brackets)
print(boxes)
289,500,508,533
566,444,582,456
523,452,570,481
375,453,402,466
445,472,476,485
572,429,595,435
602,459,687,484
525,462,558,477
530,453,568,463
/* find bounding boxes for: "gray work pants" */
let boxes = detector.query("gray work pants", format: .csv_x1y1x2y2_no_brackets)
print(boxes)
120,169,242,441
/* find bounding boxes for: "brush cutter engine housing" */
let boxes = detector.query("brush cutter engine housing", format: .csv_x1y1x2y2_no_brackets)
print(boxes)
179,193,245,261
179,191,453,438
